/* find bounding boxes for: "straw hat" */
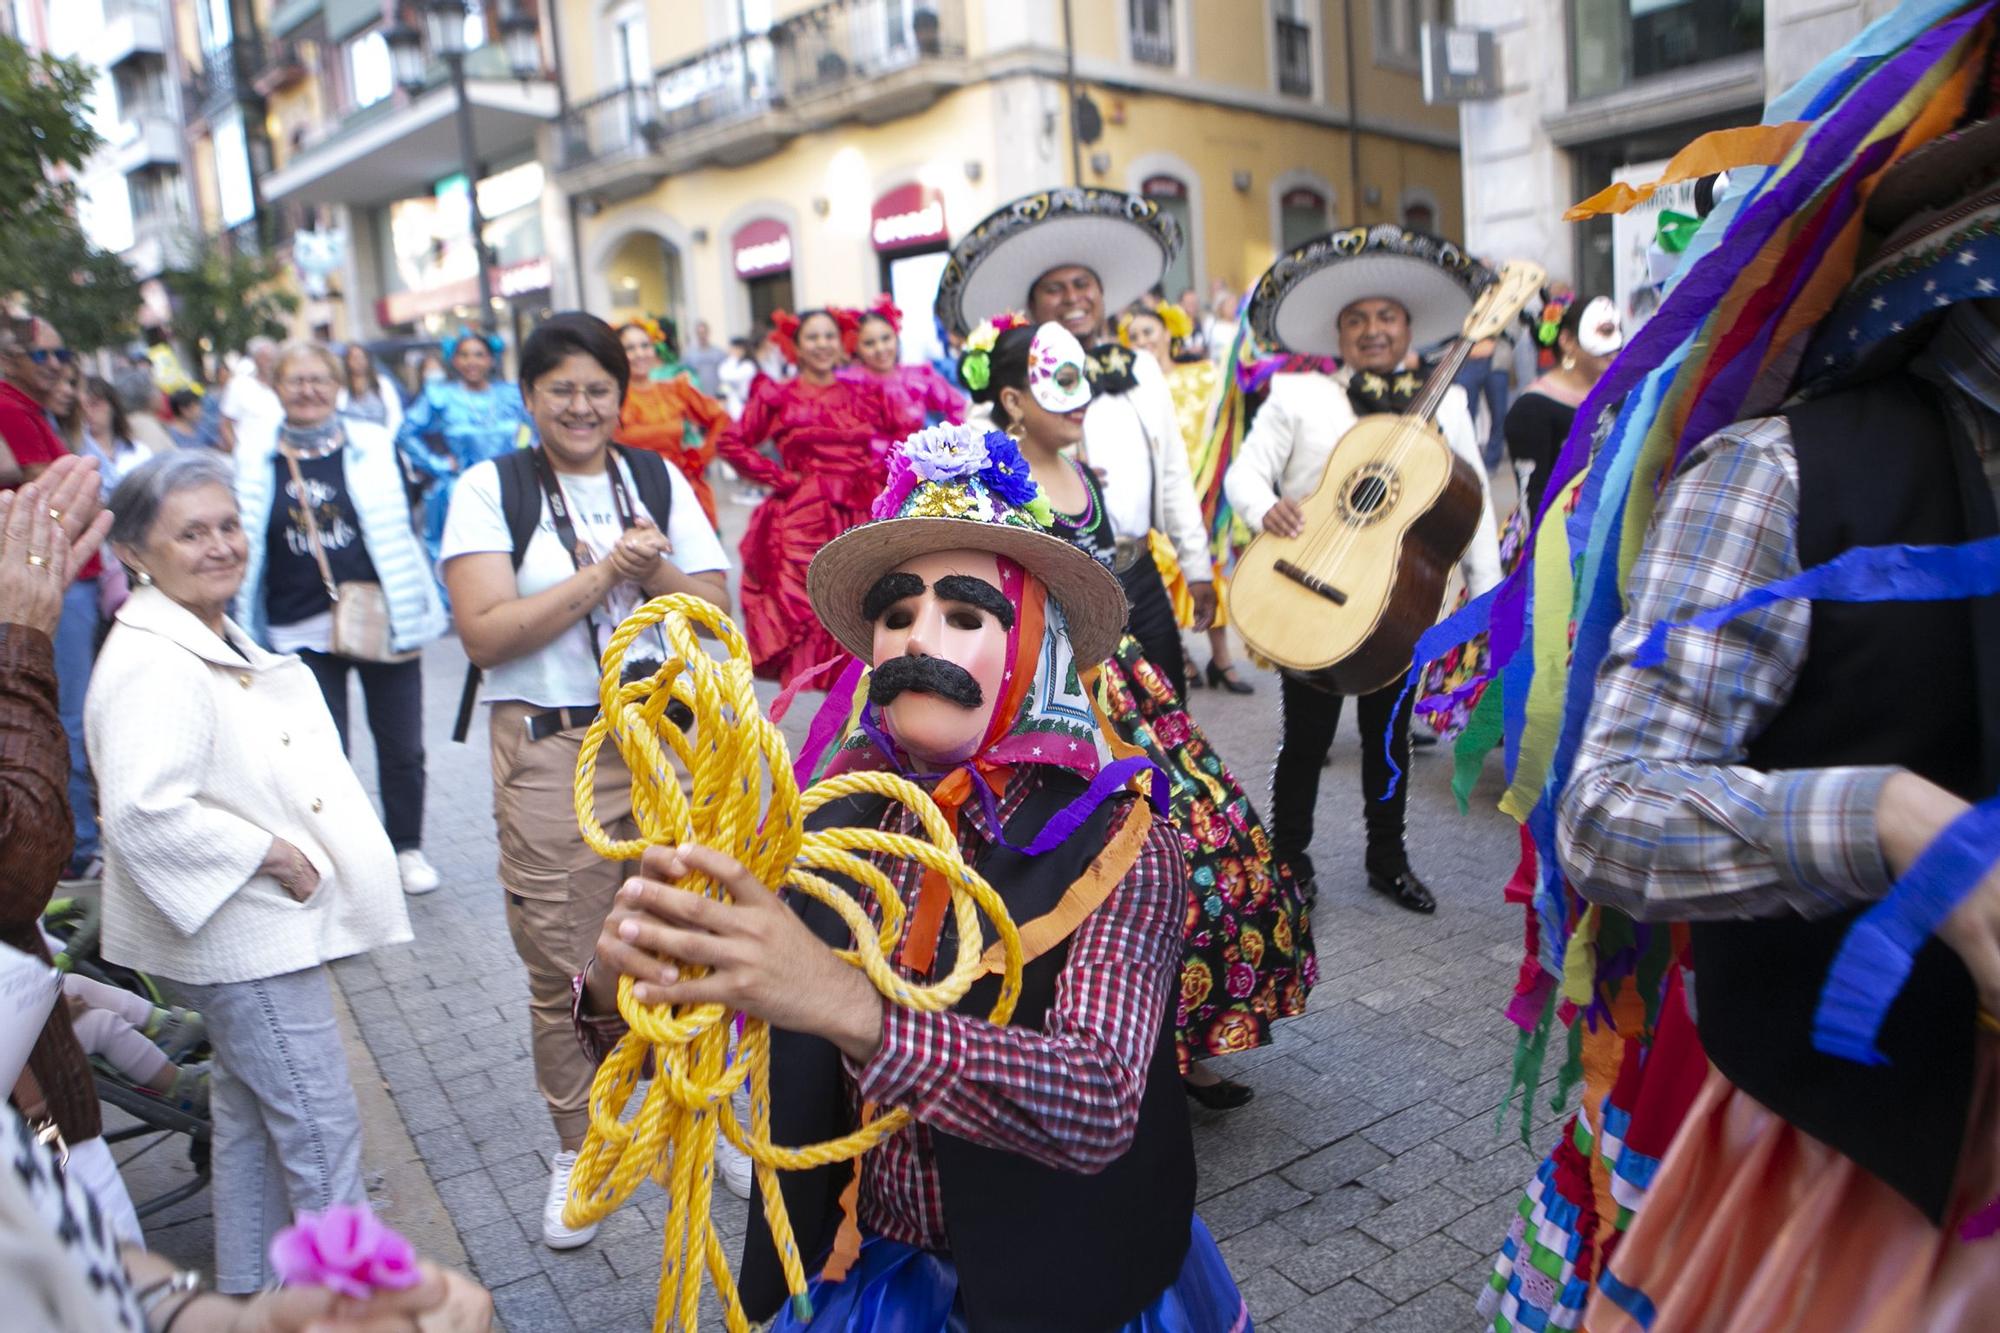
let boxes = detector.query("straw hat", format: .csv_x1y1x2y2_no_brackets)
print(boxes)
934,188,1183,337
1246,225,1493,357
808,425,1128,664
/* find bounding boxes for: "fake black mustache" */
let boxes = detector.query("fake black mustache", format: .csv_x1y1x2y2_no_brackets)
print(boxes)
869,655,985,709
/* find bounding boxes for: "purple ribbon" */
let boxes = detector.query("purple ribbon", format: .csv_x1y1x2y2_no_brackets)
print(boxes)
854,704,1168,855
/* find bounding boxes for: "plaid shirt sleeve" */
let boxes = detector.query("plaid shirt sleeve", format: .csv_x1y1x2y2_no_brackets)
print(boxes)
854,804,1186,1173
1557,416,1896,921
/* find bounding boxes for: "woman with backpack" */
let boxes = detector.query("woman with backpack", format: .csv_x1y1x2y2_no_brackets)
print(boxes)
437,312,728,1254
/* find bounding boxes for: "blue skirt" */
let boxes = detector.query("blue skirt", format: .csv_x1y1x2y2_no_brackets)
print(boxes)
767,1216,1250,1333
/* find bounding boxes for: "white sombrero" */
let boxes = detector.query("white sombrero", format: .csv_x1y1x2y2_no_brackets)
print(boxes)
1247,225,1493,358
934,188,1183,336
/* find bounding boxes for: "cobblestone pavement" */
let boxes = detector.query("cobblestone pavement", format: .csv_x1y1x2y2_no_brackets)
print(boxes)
140,489,1564,1331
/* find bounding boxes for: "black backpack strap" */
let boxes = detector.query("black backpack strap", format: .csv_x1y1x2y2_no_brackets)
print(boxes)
453,450,545,742
613,444,676,530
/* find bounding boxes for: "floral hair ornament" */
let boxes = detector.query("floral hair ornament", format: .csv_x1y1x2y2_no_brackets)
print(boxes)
768,309,802,364
441,326,504,362
863,292,903,334
956,311,1029,392
269,1204,421,1299
1115,300,1193,349
1534,288,1574,348
1027,321,1092,414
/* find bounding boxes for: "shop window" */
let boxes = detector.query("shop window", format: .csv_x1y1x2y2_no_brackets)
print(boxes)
1280,185,1330,250
346,30,394,111
1275,0,1315,96
1403,198,1437,232
1376,0,1450,68
1142,174,1194,303
1571,0,1762,100
1130,0,1176,67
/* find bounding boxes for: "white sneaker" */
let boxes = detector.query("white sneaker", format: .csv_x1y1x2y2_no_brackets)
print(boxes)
716,1128,754,1200
542,1149,598,1249
397,850,442,896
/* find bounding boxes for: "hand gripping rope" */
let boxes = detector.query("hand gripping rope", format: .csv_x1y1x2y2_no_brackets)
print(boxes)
561,594,1024,1332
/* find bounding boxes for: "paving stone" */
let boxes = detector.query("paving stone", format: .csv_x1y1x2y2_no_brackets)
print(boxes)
488,1273,577,1333
409,1126,483,1180
1355,974,1448,1014
1272,1184,1388,1245
459,1216,541,1288
1267,1278,1394,1333
1366,1279,1486,1331
1279,1135,1390,1194
433,1169,512,1232
1444,1193,1522,1252
1360,1100,1465,1155
1441,1143,1538,1205
1234,1265,1310,1322
1273,1225,1392,1294
1356,1183,1480,1250
1216,1219,1306,1275
1357,1140,1465,1202
1354,1231,1481,1303
1200,1171,1314,1240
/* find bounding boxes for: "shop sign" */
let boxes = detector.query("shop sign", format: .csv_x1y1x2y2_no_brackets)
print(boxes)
376,256,552,327
1281,187,1327,213
1141,175,1188,200
870,183,947,251
732,218,793,277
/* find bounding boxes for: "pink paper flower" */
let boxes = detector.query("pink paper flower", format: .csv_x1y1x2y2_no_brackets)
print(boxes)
269,1204,421,1299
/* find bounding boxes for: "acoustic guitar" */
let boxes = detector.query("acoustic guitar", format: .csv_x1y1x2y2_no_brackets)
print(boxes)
1229,261,1546,695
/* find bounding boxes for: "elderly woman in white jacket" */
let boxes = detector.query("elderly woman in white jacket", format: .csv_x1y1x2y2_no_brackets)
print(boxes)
85,450,412,1295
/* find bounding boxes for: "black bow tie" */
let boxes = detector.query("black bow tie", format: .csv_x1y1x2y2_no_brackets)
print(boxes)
1085,344,1139,396
1346,369,1422,417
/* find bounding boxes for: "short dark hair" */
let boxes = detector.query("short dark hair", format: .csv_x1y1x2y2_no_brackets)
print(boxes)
520,312,629,402
167,387,201,417
796,309,842,338
964,324,1038,431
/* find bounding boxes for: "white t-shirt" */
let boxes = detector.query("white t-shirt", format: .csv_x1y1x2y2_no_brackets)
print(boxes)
221,373,283,440
438,454,730,708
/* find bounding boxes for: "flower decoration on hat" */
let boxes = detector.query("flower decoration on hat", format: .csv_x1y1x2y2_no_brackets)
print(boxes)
956,311,1029,392
872,422,1055,529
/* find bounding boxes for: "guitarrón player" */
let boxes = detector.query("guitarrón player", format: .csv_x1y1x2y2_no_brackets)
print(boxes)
1226,226,1502,914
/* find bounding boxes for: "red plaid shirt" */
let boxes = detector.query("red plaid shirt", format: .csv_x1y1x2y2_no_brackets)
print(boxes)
575,768,1187,1251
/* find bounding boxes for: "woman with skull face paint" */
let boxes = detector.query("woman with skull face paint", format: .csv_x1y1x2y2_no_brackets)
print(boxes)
965,319,1316,1110
1505,294,1624,518
713,308,908,687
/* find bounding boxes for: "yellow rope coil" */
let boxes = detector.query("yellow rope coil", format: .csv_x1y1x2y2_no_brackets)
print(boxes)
562,594,1024,1332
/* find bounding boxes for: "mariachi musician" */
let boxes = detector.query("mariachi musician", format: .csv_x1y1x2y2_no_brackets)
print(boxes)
1224,227,1502,914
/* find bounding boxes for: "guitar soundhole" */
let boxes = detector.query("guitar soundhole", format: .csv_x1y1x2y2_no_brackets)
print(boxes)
1339,465,1401,526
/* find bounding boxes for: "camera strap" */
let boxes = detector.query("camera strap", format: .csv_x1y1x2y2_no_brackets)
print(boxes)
531,446,647,669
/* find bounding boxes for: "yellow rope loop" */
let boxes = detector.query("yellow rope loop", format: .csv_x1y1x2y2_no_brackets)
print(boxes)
562,594,1025,1332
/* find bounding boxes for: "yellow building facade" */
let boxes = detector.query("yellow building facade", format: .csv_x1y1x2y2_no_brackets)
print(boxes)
558,0,1463,353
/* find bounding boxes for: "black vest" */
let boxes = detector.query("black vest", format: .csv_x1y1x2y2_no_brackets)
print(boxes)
739,774,1197,1330
1690,373,2000,1221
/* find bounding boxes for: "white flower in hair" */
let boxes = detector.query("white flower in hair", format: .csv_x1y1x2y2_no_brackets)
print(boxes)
903,423,991,483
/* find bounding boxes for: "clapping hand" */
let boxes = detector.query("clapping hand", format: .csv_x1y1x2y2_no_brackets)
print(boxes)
0,458,112,635
608,516,673,584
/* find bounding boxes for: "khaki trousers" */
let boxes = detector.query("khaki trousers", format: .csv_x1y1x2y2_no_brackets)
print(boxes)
490,701,643,1149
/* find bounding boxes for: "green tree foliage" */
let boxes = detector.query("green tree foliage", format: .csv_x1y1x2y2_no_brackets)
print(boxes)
0,36,141,351
161,230,300,364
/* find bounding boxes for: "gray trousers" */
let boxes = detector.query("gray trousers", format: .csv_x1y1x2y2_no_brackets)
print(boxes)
169,965,366,1293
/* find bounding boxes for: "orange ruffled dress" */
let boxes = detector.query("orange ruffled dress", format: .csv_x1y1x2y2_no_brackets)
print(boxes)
614,376,731,526
1587,1033,2000,1333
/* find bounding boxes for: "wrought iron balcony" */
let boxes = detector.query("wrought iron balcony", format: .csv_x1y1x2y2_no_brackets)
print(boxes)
181,39,266,120
560,0,966,185
1275,17,1313,96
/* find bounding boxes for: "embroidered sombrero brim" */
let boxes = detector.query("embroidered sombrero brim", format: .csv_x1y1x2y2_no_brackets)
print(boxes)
1247,226,1493,357
934,189,1184,336
808,517,1129,666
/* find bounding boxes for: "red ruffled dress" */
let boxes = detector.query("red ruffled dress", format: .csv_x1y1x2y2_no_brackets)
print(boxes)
715,375,903,685
836,363,967,439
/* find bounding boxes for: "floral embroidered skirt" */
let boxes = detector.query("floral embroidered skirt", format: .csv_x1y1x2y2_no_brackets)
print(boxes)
1096,633,1317,1069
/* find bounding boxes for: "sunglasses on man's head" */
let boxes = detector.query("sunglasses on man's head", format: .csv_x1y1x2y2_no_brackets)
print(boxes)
25,348,74,366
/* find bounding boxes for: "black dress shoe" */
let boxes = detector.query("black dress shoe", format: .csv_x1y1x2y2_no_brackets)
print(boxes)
1206,661,1256,695
1367,867,1437,914
1183,1076,1256,1110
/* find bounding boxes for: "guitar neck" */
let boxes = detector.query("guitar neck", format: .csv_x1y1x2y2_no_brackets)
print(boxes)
1407,340,1473,424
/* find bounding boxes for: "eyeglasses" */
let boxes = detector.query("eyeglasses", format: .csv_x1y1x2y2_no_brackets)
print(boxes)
536,383,620,409
280,375,336,390
24,348,74,366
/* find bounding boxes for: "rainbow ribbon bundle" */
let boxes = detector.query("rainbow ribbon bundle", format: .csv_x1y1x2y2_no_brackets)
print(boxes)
1396,0,2000,1125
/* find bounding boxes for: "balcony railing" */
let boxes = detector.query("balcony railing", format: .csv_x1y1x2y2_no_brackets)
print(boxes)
1129,0,1176,67
562,0,964,172
181,39,266,118
1275,18,1313,96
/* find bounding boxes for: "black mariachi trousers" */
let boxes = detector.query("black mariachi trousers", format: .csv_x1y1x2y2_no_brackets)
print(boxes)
1268,670,1413,887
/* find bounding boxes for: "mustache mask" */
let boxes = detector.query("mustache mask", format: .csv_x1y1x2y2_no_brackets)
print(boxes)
869,655,986,709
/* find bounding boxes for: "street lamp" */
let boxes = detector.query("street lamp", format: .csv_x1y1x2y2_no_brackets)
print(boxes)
384,1,543,334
